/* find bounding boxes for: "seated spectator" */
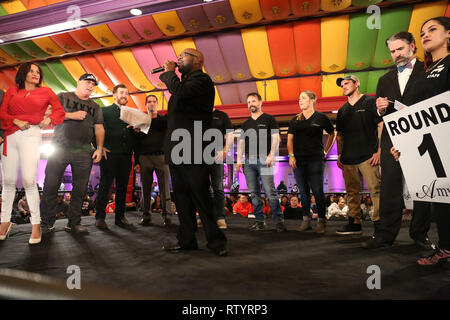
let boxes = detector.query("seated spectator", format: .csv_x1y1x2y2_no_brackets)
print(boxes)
64,192,71,206
105,193,116,214
291,184,299,196
263,197,272,217
169,201,177,215
284,196,303,220
233,194,254,218
81,194,95,216
152,195,163,214
18,195,30,218
327,197,348,221
277,181,288,194
55,195,69,219
361,196,374,221
280,195,290,209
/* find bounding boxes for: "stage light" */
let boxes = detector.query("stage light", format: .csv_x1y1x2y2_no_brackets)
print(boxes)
40,144,55,156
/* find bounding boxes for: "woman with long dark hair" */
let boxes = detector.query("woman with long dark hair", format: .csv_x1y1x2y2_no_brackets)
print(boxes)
287,91,335,233
392,17,450,266
0,62,65,244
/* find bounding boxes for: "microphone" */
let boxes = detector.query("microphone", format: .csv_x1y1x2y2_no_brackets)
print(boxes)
151,63,178,74
151,66,165,74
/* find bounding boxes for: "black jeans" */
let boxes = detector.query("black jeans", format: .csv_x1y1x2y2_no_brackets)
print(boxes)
169,164,227,251
293,160,326,219
210,163,225,220
41,148,93,227
378,146,431,242
435,203,450,250
95,154,132,220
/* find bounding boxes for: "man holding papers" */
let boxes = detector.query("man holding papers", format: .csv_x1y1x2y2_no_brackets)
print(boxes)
95,84,136,230
363,32,433,250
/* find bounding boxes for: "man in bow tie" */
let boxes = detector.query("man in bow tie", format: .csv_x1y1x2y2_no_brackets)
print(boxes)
363,32,433,250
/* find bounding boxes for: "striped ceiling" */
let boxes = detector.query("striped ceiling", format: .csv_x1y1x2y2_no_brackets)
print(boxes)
0,0,448,112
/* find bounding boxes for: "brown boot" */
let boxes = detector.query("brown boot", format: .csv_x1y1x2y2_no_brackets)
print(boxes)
314,218,326,234
297,216,311,232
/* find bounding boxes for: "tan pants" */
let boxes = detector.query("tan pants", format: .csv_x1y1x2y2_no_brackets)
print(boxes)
342,159,381,224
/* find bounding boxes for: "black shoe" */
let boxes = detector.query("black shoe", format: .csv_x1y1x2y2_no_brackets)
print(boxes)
139,213,152,226
249,221,266,231
41,224,55,235
95,219,108,229
65,224,89,235
275,222,287,232
362,236,392,249
414,238,436,251
115,217,135,229
163,244,198,253
163,217,172,226
373,220,381,237
211,248,228,257
336,219,362,235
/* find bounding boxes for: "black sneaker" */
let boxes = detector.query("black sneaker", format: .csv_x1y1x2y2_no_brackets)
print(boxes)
249,221,266,231
41,224,55,235
275,222,287,232
362,236,392,249
139,212,152,226
65,224,89,235
336,221,362,235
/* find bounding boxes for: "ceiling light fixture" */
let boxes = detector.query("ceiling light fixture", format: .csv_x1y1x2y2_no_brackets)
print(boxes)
130,8,143,16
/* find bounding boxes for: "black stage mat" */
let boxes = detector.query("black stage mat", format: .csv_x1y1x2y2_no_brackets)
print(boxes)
0,212,448,300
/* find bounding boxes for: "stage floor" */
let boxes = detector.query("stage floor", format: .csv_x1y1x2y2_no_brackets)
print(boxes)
0,212,448,300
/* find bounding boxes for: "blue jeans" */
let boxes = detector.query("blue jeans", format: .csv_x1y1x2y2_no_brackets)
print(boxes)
210,163,226,220
293,160,326,219
243,163,283,223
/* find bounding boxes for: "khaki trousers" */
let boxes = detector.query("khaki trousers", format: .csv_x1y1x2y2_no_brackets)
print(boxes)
342,159,381,224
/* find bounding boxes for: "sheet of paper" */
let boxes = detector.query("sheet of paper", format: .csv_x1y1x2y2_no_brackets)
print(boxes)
119,106,151,128
394,100,408,111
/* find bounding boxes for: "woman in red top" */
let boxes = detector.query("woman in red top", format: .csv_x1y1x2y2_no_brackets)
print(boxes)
0,62,65,244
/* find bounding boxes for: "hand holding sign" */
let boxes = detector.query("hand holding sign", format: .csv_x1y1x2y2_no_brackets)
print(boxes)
383,91,450,204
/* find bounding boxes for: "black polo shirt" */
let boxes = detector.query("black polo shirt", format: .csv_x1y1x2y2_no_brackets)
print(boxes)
240,113,279,159
336,95,380,165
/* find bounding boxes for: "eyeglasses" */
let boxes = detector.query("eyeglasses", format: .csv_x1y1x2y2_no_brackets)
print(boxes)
179,52,198,58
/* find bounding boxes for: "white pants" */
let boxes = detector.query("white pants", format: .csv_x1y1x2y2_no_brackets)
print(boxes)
1,126,42,225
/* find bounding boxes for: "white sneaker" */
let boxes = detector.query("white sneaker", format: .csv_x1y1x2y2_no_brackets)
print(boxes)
247,214,255,219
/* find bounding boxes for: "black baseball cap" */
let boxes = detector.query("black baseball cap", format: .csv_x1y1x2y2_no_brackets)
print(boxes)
79,73,98,85
336,75,359,87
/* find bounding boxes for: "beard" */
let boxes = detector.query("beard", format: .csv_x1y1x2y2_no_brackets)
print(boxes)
395,49,414,67
178,63,192,75
118,97,128,105
249,106,258,113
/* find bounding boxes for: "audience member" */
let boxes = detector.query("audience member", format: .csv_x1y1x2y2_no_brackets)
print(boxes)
327,197,348,221
284,196,303,220
232,194,254,218
277,181,288,194
81,194,94,216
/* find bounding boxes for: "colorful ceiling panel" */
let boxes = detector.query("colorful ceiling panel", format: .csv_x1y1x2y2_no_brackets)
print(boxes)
202,0,236,28
217,31,252,82
260,0,291,20
321,15,349,73
177,6,211,32
107,20,143,44
194,35,232,83
241,27,274,79
229,0,263,24
267,24,297,77
294,20,321,75
129,15,164,41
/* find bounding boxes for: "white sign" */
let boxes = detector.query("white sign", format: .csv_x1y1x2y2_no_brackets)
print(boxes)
383,91,450,204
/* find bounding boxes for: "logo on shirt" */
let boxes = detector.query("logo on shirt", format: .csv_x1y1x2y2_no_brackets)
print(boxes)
427,64,444,79
311,123,321,127
356,110,366,113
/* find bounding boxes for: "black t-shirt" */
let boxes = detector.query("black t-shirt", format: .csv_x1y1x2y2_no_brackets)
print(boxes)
240,113,279,159
416,55,450,102
288,111,334,162
53,92,103,151
336,95,380,165
212,109,233,138
284,206,303,220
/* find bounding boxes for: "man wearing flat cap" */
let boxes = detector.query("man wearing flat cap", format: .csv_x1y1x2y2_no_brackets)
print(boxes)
41,73,105,235
334,75,383,236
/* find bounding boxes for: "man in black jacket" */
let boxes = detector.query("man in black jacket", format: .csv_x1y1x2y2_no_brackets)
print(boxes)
159,48,227,256
134,94,171,226
363,32,432,250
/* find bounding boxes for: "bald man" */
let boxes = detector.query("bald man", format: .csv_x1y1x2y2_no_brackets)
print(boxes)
159,48,227,256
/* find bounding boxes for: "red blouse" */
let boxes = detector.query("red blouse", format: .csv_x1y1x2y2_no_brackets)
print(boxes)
0,86,65,155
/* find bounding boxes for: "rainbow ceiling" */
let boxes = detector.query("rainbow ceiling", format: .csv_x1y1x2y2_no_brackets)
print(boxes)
0,0,448,111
